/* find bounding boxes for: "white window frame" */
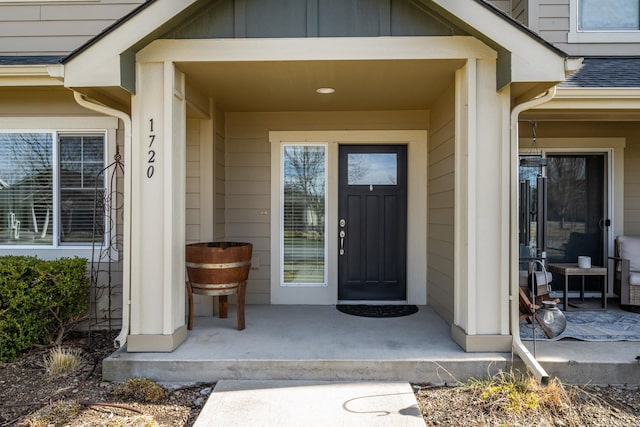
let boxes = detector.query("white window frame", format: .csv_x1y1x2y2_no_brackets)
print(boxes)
0,116,118,260
569,0,640,43
279,142,329,287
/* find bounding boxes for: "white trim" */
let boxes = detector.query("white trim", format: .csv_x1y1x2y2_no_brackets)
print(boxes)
0,120,118,258
279,143,329,288
270,130,427,305
138,37,497,63
568,0,640,43
0,65,64,87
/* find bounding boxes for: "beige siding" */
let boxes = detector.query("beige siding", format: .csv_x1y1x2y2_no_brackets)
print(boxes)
0,0,144,55
427,84,455,324
523,121,640,236
215,108,226,240
533,0,640,55
537,0,570,45
226,110,428,304
186,119,201,243
0,90,124,327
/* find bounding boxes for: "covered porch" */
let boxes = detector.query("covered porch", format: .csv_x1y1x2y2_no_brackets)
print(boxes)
59,0,568,361
103,304,640,385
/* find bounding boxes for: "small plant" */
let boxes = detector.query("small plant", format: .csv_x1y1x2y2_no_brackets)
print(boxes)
44,346,83,376
27,400,81,427
470,370,576,420
114,378,166,402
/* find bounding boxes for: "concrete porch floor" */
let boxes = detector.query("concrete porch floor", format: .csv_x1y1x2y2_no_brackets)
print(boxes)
103,305,640,385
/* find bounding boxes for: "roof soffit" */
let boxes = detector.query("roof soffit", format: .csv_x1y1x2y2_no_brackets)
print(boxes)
421,0,566,89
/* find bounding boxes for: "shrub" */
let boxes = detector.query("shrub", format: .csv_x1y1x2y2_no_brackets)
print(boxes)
0,256,89,362
114,378,166,402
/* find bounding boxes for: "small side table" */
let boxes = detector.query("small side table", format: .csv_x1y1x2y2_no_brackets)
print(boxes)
547,263,607,311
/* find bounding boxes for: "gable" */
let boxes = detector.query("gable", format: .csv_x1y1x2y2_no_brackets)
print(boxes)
62,0,565,96
163,0,468,39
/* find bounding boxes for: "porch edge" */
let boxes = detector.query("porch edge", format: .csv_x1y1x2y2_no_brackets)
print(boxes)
451,324,512,352
126,325,188,352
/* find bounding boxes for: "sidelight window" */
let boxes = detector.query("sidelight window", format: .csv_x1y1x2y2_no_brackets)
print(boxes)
281,144,327,285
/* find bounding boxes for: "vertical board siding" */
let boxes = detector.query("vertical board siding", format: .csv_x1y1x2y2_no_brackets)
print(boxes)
427,83,455,324
512,0,528,26
226,110,428,304
486,0,512,14
0,1,144,55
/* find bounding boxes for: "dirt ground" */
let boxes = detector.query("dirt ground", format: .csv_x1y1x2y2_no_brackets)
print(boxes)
1,331,639,426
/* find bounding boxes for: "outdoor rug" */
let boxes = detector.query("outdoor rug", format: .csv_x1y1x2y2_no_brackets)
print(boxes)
336,304,419,318
520,310,640,341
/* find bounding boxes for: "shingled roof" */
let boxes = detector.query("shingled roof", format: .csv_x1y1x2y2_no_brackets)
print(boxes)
0,56,63,66
561,57,640,88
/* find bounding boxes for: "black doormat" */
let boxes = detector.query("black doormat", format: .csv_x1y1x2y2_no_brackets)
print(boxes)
336,304,419,318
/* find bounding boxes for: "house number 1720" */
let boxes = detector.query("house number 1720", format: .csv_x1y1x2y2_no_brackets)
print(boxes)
147,118,156,179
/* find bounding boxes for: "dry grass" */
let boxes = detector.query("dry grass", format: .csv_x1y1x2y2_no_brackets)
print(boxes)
416,369,590,426
43,346,82,376
114,378,166,402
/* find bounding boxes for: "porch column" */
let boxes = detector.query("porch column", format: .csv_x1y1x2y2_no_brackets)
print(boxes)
452,58,511,352
128,61,187,351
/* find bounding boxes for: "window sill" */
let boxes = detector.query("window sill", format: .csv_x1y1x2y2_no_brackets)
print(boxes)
568,31,640,44
0,246,119,262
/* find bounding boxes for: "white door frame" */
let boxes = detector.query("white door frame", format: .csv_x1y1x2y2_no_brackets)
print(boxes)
270,130,428,305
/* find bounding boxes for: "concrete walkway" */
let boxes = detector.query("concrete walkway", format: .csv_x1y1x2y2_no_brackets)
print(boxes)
194,380,425,427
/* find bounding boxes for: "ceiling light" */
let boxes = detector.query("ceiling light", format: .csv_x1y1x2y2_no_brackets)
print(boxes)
316,87,335,94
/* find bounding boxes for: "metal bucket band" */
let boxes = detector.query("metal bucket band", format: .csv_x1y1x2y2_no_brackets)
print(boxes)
186,260,250,269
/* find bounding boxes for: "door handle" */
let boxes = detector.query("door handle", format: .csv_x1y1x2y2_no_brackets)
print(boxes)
339,230,345,255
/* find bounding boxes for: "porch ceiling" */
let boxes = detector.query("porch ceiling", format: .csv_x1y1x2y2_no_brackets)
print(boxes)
176,58,465,112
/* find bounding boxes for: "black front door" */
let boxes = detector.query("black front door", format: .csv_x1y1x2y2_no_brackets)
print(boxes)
338,145,407,300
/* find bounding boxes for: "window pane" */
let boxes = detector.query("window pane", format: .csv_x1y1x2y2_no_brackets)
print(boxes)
282,145,326,284
59,134,105,244
348,153,397,185
579,0,640,31
0,133,53,245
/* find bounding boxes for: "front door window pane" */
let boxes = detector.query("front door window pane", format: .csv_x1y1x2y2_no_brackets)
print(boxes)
0,133,53,245
347,153,397,185
579,0,640,31
282,145,326,285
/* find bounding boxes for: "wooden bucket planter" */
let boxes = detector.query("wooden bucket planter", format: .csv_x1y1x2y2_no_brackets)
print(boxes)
185,242,252,330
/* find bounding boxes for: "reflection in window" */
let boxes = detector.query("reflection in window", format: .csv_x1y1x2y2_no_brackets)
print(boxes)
59,134,105,244
579,0,640,31
348,153,397,185
0,132,105,246
282,145,326,285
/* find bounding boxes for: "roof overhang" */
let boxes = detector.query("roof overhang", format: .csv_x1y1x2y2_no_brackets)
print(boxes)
525,87,640,121
0,64,64,87
62,0,567,102
425,0,566,94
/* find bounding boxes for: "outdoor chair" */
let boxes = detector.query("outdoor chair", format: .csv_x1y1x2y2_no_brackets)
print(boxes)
610,236,640,307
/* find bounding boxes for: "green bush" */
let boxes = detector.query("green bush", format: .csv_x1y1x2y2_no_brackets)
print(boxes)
0,256,89,362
